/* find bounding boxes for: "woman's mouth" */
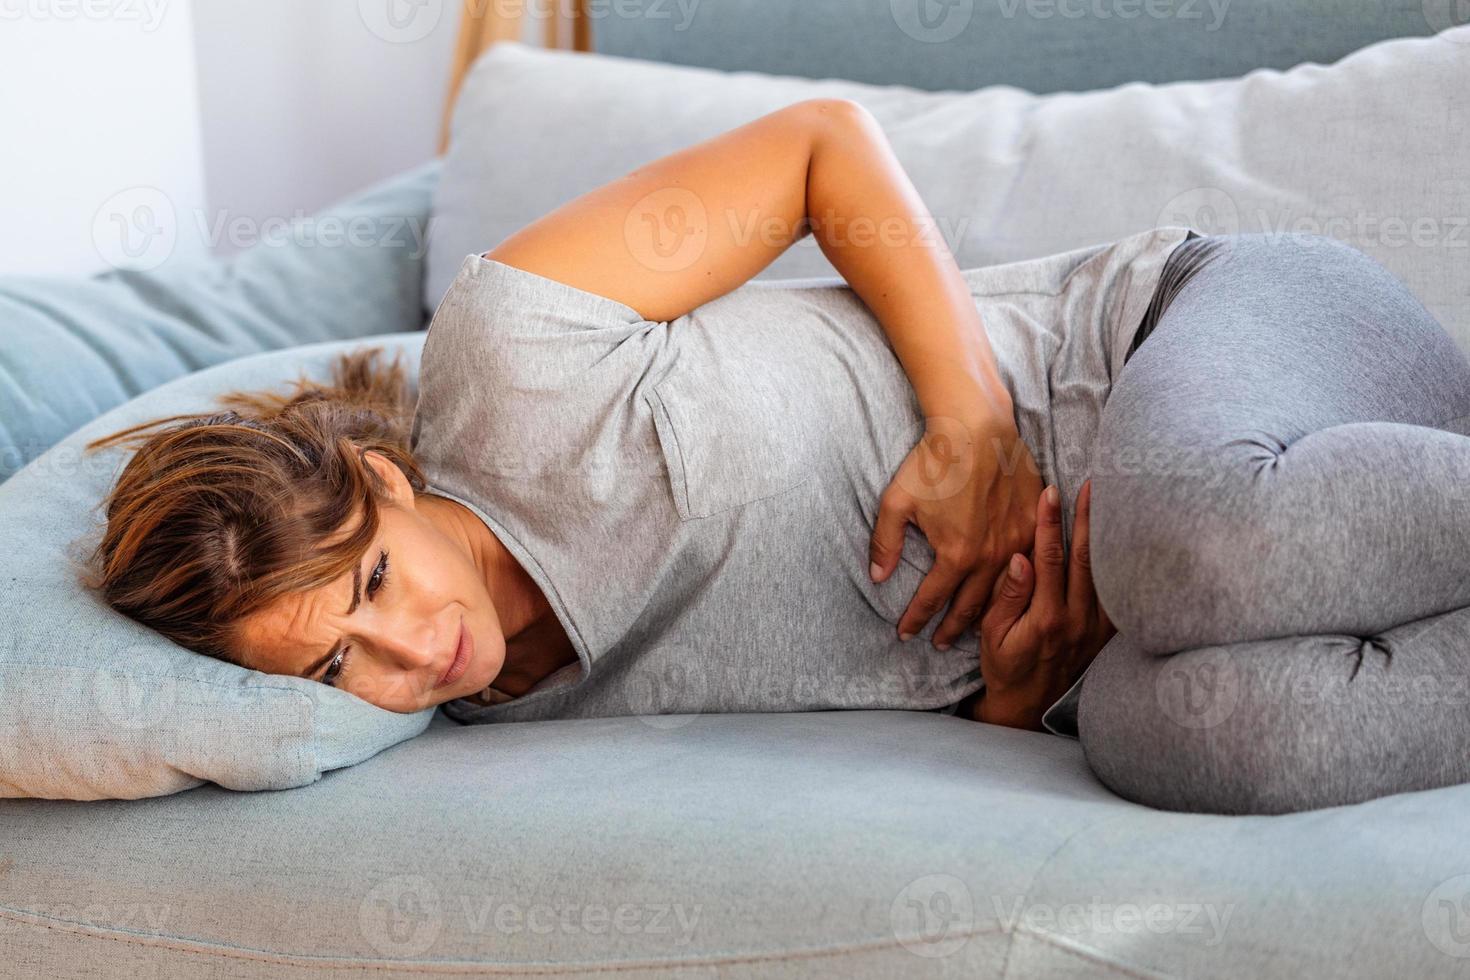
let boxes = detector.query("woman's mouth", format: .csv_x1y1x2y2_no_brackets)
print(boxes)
435,616,472,689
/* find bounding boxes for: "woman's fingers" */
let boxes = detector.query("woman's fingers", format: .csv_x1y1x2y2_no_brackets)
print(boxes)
1066,478,1099,614
898,560,968,641
1031,484,1067,622
868,486,910,585
979,552,1033,652
933,567,999,650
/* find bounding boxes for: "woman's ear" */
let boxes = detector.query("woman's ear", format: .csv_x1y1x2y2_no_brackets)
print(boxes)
361,449,414,507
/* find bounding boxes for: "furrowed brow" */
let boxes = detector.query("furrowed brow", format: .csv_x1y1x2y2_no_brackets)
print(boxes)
299,561,363,679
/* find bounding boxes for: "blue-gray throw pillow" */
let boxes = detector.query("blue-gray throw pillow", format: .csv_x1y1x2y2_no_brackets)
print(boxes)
0,334,435,799
1,159,440,483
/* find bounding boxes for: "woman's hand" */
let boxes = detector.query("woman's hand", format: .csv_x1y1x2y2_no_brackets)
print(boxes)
969,478,1116,731
869,410,1045,649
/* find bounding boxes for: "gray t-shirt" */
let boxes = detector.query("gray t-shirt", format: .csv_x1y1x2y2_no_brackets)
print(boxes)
409,225,1196,728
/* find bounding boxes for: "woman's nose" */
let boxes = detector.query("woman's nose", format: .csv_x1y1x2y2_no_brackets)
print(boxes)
369,622,440,673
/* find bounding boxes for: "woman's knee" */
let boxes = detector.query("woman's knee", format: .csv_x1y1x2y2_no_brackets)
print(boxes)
1077,625,1470,815
1077,636,1322,814
1086,415,1255,654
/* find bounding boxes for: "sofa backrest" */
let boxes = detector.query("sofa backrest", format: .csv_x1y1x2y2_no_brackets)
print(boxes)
591,0,1446,93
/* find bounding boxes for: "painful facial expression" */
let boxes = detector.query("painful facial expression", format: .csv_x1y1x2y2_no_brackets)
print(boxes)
233,451,506,712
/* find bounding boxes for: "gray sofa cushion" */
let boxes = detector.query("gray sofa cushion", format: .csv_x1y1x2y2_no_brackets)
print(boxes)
3,707,1467,977
0,159,439,483
0,335,436,800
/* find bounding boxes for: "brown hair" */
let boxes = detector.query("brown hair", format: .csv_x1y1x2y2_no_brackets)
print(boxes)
80,346,426,667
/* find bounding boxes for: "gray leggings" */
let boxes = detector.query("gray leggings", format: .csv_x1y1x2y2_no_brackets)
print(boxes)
1078,231,1470,815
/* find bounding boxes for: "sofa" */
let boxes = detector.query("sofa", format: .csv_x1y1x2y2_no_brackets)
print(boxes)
4,2,1469,977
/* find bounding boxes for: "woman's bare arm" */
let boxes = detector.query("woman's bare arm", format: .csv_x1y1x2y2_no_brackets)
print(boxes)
485,98,1012,426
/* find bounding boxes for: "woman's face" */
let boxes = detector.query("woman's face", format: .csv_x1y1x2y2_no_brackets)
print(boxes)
233,451,507,712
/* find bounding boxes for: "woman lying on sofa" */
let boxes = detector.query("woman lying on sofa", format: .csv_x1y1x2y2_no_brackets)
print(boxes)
81,99,1470,816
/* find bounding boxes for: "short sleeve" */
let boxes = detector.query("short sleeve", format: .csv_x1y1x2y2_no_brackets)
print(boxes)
411,252,668,489
429,253,647,338
419,253,655,391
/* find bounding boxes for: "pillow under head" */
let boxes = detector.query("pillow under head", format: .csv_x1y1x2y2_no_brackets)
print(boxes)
0,333,435,800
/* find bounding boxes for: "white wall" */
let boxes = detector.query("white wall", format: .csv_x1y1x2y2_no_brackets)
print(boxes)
0,0,209,276
189,0,460,257
0,0,463,275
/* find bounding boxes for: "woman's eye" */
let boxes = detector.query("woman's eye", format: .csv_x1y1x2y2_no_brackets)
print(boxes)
368,549,389,597
323,649,348,687
321,550,387,687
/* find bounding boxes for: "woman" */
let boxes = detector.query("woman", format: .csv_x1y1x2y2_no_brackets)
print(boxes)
83,99,1470,815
